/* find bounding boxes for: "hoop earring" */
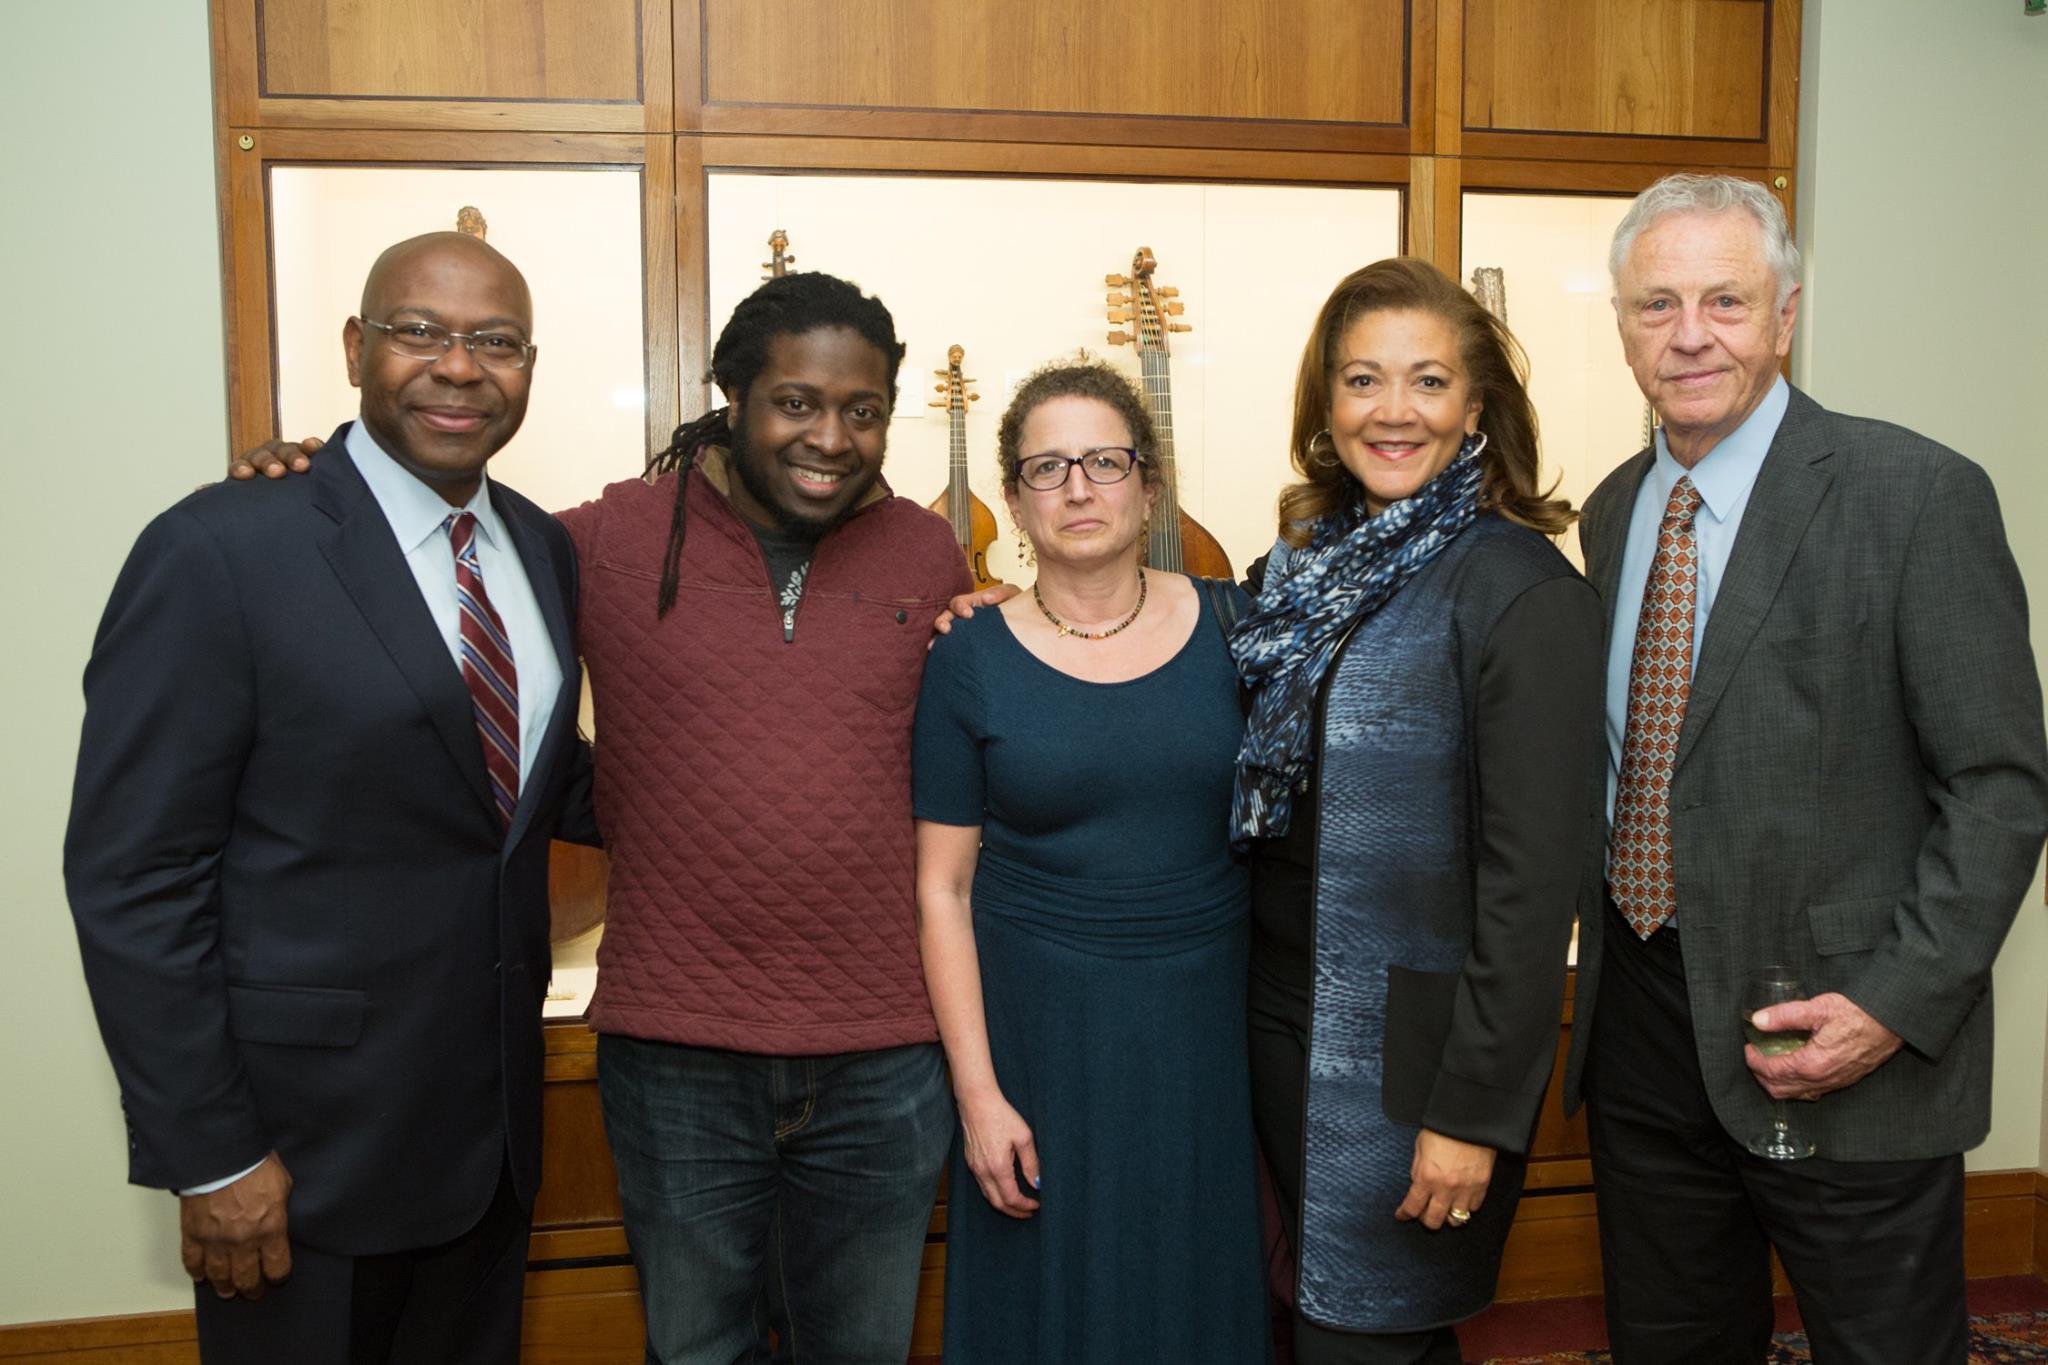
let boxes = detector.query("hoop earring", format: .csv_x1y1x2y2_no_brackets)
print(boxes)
1307,427,1338,468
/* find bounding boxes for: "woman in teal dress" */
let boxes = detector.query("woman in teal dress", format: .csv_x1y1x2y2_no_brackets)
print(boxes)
912,361,1269,1364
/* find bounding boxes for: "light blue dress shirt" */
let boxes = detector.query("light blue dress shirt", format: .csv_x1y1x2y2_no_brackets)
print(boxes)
1604,376,1790,818
344,421,564,793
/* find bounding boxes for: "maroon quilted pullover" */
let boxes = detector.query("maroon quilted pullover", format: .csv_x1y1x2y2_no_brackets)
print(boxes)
557,451,970,1054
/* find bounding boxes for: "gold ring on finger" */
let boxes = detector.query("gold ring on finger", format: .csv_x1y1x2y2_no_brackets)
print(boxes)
1447,1208,1472,1226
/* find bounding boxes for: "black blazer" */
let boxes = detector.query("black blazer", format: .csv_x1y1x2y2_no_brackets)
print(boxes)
65,424,595,1255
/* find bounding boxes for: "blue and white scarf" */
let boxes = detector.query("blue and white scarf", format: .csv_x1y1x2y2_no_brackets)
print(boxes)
1228,436,1487,843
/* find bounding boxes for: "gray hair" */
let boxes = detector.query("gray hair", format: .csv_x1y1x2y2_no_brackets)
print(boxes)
1608,173,1802,308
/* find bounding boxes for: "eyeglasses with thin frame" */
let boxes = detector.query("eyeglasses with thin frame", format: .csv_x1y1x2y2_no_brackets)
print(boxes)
1014,447,1144,491
356,317,537,371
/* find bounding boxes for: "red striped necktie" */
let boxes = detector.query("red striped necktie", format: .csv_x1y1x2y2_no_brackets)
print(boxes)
447,511,520,827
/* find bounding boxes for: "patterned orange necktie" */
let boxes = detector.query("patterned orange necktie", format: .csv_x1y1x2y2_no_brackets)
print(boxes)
1610,476,1703,939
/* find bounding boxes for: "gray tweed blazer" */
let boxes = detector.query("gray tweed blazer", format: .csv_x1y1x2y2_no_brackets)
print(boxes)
1561,385,2048,1161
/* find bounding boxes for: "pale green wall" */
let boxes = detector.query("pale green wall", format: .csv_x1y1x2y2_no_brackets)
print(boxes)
0,2,230,1324
1791,0,2048,1173
4,0,2047,1333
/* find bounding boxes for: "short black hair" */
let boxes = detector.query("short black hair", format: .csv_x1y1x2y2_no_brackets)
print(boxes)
646,272,906,616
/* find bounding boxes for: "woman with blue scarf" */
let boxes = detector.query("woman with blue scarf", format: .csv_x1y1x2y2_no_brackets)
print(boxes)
1235,258,1606,1364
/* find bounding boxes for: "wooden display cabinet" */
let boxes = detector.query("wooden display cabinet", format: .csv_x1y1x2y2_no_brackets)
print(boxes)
207,2,1801,1357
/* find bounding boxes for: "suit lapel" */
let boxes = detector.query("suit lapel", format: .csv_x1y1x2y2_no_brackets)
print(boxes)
313,428,499,823
494,490,577,854
1673,391,1836,773
1587,448,1654,655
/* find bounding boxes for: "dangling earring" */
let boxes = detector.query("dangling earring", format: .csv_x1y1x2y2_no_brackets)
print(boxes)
1014,525,1036,569
1138,513,1152,560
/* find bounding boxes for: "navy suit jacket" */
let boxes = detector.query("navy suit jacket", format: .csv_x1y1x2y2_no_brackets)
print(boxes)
65,424,595,1255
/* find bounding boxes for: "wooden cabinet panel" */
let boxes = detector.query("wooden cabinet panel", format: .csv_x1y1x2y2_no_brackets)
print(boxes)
702,0,1408,126
1464,0,1769,141
259,0,643,102
534,1068,624,1230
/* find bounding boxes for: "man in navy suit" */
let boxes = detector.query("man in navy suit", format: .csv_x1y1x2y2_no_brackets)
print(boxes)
65,231,595,1364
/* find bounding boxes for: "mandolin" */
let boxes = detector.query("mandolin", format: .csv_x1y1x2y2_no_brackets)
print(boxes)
925,345,1001,590
762,228,794,279
1106,248,1233,579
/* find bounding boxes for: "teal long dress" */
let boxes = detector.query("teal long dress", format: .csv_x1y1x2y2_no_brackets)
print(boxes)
911,589,1269,1364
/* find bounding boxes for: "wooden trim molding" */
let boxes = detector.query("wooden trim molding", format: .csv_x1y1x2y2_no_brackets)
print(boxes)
690,133,1411,187
2034,1170,2048,1284
695,104,1415,157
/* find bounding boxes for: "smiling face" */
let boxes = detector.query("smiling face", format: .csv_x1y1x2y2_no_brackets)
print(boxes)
1327,308,1481,515
723,326,892,539
1615,208,1799,467
344,235,534,506
1004,395,1155,569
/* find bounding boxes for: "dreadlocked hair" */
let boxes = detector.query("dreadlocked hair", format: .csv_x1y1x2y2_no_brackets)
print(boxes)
646,407,733,616
646,272,906,618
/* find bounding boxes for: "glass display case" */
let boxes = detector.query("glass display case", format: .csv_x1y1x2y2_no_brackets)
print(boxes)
708,172,1403,581
1460,191,1648,565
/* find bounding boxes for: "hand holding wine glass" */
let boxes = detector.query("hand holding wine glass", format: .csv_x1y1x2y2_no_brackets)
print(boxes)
1742,967,1816,1160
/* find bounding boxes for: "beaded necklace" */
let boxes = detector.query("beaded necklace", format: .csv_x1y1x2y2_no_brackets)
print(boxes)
1034,569,1148,640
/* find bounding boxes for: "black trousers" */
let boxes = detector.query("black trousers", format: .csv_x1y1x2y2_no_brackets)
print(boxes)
1583,900,1967,1365
1249,981,1464,1365
193,1160,529,1365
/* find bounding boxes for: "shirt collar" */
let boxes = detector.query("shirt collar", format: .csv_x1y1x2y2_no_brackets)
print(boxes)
344,420,505,555
1649,375,1788,524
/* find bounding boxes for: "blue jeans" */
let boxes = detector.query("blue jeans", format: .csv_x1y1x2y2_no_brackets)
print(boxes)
598,1036,952,1365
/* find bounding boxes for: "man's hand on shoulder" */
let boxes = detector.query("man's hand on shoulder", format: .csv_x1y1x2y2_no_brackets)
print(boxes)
228,436,324,481
1745,993,1904,1101
931,583,1021,647
180,1151,293,1299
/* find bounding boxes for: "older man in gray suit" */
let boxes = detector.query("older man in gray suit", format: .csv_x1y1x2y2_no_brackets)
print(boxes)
1561,172,2048,1364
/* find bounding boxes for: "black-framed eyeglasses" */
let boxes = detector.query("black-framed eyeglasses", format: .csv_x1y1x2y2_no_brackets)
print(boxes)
1014,447,1144,491
356,317,536,371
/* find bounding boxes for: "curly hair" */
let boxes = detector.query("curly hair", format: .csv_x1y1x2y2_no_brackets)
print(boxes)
1276,257,1574,546
994,359,1165,498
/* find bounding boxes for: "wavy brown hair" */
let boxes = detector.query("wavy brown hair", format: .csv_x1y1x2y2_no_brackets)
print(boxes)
995,359,1164,497
1276,257,1574,547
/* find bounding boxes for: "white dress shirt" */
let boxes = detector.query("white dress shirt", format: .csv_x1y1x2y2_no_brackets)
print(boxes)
343,421,564,793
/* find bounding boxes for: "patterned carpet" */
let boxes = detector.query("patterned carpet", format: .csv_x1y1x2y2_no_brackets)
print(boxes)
1480,1310,2048,1363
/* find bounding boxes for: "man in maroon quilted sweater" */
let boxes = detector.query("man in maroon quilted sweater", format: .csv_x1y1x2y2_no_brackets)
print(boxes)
235,273,972,1363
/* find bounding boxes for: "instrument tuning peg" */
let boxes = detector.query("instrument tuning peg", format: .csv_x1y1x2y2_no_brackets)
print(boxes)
935,383,947,392
1105,291,1125,306
1168,323,1193,333
1164,301,1186,315
968,391,980,402
1158,286,1180,298
1105,274,1128,287
1108,329,1131,346
1107,306,1130,323
929,399,945,408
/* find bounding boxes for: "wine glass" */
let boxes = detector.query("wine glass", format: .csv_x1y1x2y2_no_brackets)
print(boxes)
1743,966,1816,1161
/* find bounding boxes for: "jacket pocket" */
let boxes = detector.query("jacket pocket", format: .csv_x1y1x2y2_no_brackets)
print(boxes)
1806,894,1904,956
226,982,366,1048
1381,965,1460,1126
